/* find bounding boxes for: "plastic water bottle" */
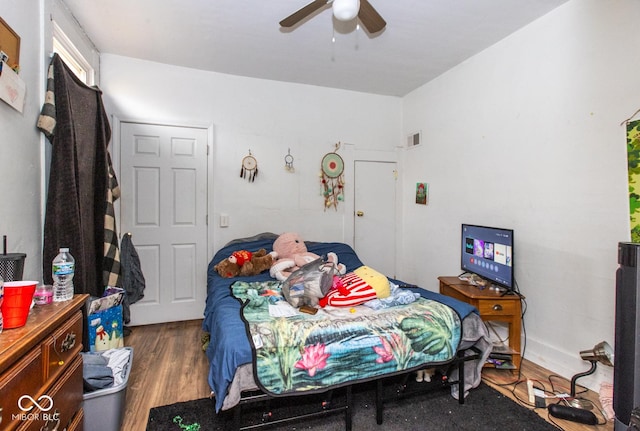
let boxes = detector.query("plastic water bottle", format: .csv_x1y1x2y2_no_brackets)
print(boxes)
52,248,75,301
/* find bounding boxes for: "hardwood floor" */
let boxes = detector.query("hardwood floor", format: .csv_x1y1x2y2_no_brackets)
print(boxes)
122,320,212,431
121,319,615,431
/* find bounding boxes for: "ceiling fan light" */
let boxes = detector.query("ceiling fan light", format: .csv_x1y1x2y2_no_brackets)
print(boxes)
332,0,360,21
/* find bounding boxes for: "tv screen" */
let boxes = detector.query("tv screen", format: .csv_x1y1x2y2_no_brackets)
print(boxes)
461,224,514,290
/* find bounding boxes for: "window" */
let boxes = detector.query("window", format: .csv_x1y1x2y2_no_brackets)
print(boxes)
52,21,94,86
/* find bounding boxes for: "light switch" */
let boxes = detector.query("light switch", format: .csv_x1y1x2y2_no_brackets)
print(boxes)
220,213,229,227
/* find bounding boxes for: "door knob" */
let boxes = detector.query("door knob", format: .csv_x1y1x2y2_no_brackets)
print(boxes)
356,211,364,217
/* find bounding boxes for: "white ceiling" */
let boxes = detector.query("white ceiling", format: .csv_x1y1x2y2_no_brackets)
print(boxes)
61,0,569,97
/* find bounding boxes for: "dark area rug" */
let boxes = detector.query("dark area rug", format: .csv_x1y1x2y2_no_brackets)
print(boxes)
147,380,559,431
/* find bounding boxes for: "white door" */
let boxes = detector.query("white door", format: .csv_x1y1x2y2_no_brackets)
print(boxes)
119,122,209,325
354,161,397,278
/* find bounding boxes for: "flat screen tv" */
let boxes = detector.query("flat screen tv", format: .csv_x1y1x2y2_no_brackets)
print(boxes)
461,224,514,291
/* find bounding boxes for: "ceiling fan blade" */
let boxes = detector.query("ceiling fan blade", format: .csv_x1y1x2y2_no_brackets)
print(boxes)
358,0,386,33
280,0,329,28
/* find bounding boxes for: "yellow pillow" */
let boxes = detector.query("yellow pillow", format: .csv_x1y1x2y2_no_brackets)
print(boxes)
353,266,390,299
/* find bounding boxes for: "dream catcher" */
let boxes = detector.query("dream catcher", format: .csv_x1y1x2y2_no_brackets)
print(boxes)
284,148,295,173
320,142,345,210
240,151,258,182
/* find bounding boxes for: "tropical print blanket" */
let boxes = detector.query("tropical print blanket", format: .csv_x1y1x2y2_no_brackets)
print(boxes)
231,280,462,396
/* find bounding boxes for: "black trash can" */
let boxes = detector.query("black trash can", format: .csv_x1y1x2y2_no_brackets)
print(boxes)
0,253,26,281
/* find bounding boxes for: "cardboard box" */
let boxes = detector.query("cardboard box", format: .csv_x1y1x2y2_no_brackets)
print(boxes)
87,305,124,352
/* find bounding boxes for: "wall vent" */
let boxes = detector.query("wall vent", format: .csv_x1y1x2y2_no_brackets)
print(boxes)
407,131,421,148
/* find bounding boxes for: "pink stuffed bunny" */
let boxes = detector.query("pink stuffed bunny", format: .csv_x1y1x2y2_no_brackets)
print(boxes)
269,232,346,281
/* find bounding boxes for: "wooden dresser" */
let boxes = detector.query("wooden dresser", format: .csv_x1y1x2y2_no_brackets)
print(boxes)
0,294,87,431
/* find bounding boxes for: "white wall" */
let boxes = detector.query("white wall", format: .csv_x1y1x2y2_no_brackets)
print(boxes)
98,55,402,253
0,0,44,281
0,0,100,283
400,0,639,390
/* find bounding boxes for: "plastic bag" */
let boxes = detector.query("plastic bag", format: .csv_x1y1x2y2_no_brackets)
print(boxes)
281,257,337,307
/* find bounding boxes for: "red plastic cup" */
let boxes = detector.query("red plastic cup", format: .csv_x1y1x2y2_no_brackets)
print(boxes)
1,280,37,329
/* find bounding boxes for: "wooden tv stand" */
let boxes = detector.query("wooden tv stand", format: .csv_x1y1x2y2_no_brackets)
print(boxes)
438,276,522,371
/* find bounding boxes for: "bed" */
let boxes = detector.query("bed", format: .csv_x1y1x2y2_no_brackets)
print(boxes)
203,233,492,429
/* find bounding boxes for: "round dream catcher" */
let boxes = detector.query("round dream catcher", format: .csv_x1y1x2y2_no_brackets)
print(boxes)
240,152,258,182
320,146,345,210
284,149,295,173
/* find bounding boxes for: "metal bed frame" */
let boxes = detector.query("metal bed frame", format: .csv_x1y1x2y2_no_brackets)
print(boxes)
226,346,482,430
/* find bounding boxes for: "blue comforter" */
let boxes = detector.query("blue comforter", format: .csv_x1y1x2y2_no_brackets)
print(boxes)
203,237,476,412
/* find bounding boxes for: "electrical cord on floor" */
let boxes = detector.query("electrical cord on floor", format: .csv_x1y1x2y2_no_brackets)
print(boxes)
487,372,612,429
547,397,609,427
486,375,569,429
481,279,609,429
482,369,522,388
484,376,569,430
547,374,589,397
545,373,612,426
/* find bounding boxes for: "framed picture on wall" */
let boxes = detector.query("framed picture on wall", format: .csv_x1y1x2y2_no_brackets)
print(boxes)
416,182,428,205
0,16,20,71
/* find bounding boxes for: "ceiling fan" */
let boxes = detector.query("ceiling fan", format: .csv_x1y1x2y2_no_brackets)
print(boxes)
279,0,386,34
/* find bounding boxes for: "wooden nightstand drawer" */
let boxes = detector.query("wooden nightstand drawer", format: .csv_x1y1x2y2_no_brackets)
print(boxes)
44,311,83,382
477,300,517,316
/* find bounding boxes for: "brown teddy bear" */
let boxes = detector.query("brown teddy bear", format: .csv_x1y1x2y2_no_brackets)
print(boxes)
214,248,275,278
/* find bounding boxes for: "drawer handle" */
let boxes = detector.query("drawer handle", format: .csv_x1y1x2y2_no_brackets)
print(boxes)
61,332,77,352
492,304,503,311
52,332,77,366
